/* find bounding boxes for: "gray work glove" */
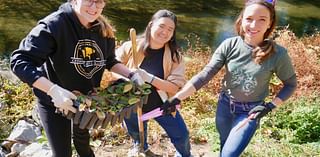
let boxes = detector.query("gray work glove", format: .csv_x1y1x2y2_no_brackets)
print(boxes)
136,68,155,83
129,71,145,86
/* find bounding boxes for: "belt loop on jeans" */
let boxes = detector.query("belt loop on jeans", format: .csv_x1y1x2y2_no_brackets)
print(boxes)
243,103,249,111
222,92,236,113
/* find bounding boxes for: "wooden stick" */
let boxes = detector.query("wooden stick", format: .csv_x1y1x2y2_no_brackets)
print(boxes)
130,28,144,152
130,28,137,67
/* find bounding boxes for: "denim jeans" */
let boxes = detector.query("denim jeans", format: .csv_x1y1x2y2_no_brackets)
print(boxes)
215,92,263,157
124,111,191,157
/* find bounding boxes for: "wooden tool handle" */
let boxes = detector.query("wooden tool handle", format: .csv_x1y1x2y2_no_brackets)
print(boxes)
130,28,137,64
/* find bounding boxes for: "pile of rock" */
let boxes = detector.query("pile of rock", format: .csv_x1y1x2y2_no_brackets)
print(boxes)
0,118,52,157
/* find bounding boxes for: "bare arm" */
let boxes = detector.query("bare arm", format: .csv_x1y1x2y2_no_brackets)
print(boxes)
149,77,180,94
110,63,132,78
174,82,197,100
32,77,55,93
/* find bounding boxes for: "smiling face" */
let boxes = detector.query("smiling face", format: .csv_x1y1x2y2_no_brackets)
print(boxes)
241,4,272,46
149,17,175,49
71,0,105,28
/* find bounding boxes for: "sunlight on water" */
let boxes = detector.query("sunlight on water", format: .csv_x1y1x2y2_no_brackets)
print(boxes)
0,0,319,54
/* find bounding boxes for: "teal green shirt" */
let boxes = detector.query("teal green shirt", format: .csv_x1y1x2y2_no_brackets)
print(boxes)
190,36,295,102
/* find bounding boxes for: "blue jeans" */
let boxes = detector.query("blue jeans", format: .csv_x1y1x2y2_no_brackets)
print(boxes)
124,111,191,157
215,92,263,157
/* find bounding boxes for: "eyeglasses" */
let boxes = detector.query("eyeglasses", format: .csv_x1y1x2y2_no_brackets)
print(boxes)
82,0,105,9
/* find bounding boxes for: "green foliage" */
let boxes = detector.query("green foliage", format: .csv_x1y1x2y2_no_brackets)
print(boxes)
242,95,320,156
244,137,320,157
267,96,320,144
75,80,151,114
0,76,34,139
193,117,220,152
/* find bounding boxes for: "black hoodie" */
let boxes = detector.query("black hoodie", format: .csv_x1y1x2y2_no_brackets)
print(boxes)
10,3,119,105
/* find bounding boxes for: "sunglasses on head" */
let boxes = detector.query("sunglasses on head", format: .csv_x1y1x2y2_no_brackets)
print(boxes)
246,0,277,6
265,0,277,5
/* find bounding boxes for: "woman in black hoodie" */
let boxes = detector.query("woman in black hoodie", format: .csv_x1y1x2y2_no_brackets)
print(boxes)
10,0,144,156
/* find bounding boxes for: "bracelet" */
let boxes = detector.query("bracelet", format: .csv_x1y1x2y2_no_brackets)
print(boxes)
128,72,135,79
150,75,155,84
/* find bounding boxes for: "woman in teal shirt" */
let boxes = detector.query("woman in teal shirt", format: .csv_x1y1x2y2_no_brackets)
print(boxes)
161,0,297,156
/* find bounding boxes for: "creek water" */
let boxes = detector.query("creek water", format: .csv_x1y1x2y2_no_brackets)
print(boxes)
0,0,319,54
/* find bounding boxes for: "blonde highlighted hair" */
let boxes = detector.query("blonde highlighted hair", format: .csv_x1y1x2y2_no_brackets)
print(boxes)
97,15,114,38
68,0,114,38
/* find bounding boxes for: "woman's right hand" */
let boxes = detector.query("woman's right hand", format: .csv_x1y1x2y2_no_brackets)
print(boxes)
160,97,181,115
129,71,145,86
47,84,77,115
136,68,155,83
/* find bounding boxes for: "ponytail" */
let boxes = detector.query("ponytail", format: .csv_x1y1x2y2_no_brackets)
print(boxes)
252,40,275,64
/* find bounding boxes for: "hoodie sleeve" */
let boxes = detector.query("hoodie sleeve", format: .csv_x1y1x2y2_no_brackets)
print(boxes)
10,22,56,86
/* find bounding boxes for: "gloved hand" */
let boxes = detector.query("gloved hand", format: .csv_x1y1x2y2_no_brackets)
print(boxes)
248,102,276,120
160,98,181,115
136,68,155,83
47,84,77,115
129,71,144,86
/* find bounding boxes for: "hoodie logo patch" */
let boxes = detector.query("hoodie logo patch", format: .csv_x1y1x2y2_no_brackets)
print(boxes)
71,39,105,79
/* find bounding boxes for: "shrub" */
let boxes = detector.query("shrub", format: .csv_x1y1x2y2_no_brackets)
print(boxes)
263,95,320,144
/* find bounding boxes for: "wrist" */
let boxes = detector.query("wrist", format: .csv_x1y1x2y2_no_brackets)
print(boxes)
47,84,58,96
128,71,136,79
266,102,276,110
171,97,181,105
149,75,155,84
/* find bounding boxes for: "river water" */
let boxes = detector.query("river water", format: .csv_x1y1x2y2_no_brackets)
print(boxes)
0,0,319,54
105,0,320,48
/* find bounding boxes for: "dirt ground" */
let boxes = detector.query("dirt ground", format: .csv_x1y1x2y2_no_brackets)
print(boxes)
93,134,217,157
88,106,218,157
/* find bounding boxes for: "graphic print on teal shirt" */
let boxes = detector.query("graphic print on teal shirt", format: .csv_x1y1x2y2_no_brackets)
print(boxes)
230,68,257,96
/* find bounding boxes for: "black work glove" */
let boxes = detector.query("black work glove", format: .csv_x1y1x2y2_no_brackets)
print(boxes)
248,102,276,120
160,98,181,115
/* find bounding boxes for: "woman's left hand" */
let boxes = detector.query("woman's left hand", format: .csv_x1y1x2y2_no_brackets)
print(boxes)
248,102,276,119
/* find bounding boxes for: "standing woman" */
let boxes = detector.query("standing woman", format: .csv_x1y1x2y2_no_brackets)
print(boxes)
163,0,297,156
116,10,192,157
10,0,143,157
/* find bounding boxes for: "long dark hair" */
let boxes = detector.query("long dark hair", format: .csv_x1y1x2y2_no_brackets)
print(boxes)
234,0,277,64
138,9,181,63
